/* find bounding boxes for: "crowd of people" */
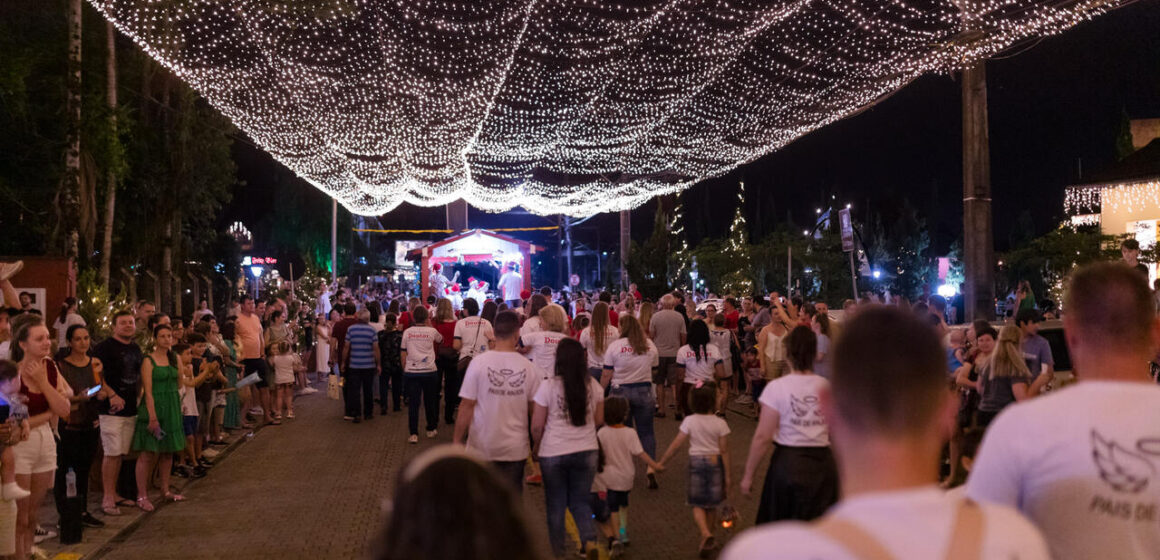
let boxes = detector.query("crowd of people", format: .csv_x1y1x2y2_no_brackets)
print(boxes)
372,261,1160,560
0,255,1158,560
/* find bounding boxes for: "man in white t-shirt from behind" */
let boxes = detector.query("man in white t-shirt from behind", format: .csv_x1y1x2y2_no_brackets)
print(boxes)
454,310,536,493
968,262,1160,560
723,307,1048,560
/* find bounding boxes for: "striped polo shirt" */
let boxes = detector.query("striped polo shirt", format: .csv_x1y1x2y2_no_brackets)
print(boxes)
345,323,378,369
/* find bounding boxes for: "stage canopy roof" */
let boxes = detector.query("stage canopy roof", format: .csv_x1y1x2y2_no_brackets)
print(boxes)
91,0,1125,216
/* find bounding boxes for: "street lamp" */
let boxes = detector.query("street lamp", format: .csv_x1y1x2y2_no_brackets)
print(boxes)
250,265,263,299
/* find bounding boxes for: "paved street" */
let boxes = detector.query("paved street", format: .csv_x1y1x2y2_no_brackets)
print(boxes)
90,387,764,560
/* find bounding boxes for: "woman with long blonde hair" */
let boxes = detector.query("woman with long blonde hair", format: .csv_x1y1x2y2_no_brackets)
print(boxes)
637,301,656,338
600,315,661,485
971,325,1032,428
580,302,619,382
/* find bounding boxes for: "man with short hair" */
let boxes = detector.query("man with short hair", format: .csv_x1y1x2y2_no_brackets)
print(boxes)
330,302,359,421
649,294,687,419
454,310,537,493
1014,308,1054,396
499,263,524,308
235,295,273,423
968,262,1160,560
1121,238,1149,278
745,295,771,349
91,310,143,515
724,307,1048,560
342,309,380,423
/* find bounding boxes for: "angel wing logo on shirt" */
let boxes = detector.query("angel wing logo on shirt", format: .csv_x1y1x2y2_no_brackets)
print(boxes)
486,367,526,388
1091,430,1155,494
789,395,821,418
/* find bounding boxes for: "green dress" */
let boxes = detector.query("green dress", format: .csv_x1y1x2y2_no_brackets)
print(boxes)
132,355,187,453
223,340,241,429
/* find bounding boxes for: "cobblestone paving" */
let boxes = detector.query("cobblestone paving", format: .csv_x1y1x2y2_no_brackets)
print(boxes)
93,389,766,560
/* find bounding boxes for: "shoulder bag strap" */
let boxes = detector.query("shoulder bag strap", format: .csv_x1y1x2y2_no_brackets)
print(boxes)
944,499,984,560
814,516,897,560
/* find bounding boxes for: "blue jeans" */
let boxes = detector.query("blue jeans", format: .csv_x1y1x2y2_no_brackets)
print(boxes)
540,450,599,557
610,383,656,458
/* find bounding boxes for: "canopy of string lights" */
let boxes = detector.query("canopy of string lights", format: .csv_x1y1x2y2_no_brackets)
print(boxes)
90,0,1124,216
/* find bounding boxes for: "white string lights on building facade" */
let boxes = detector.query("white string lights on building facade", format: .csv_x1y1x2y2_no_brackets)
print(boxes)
1065,181,1160,219
90,0,1125,217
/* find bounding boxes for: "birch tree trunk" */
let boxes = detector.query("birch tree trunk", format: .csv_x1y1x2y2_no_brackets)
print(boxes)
100,20,117,288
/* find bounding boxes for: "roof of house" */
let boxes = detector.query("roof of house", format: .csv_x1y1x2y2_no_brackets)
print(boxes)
1074,138,1160,187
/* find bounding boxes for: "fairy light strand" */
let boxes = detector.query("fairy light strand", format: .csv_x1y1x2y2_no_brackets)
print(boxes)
90,0,1126,216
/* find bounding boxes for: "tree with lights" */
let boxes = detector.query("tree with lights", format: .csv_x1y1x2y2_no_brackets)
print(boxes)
667,195,691,290
720,182,754,296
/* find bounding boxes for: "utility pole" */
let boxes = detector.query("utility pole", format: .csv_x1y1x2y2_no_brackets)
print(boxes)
619,210,630,289
961,56,995,321
330,199,337,284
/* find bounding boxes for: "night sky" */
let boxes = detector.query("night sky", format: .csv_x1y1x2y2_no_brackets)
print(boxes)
230,0,1160,263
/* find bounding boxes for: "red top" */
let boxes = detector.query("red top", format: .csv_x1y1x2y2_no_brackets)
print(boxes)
434,321,456,350
398,311,412,330
21,359,60,417
608,309,620,328
724,311,740,330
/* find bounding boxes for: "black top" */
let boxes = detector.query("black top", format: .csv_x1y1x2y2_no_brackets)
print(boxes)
192,355,224,402
57,357,100,428
91,337,143,417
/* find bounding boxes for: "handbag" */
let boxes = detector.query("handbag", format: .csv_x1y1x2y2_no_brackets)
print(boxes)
457,318,485,375
326,374,341,400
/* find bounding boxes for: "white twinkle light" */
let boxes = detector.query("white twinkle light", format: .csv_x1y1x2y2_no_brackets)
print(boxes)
89,0,1126,216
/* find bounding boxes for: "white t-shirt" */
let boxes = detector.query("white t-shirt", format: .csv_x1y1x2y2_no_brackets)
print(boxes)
499,272,522,301
271,353,299,385
676,344,722,384
721,487,1049,560
602,338,659,386
0,341,9,361
401,326,443,373
179,368,197,416
579,326,619,370
680,414,730,456
55,313,86,349
454,316,493,359
758,373,831,447
520,331,568,396
520,316,543,336
533,376,602,458
596,426,645,491
967,380,1160,560
458,351,536,462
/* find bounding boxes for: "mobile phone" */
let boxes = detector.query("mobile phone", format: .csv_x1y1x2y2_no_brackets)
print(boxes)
85,385,102,397
153,427,166,441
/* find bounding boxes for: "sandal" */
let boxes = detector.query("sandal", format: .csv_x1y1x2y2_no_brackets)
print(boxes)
115,498,135,507
100,505,122,516
698,536,716,559
162,492,186,503
136,497,155,512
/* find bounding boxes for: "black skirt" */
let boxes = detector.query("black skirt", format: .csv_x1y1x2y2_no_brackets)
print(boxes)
755,444,839,524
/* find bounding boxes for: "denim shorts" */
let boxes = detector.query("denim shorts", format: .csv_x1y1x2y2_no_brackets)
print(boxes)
182,415,199,437
687,455,725,508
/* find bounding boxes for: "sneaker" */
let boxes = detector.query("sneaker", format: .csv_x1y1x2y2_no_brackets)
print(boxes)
525,474,542,485
303,387,318,394
81,512,106,528
735,394,753,404
343,416,354,422
172,465,191,478
29,545,48,560
610,539,624,559
646,472,659,490
408,434,419,444
32,526,55,544
197,457,213,468
0,261,23,282
190,466,208,478
425,429,437,438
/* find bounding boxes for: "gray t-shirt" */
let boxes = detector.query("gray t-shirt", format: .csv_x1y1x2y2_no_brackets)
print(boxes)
977,360,1031,413
650,309,687,358
1020,334,1053,383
